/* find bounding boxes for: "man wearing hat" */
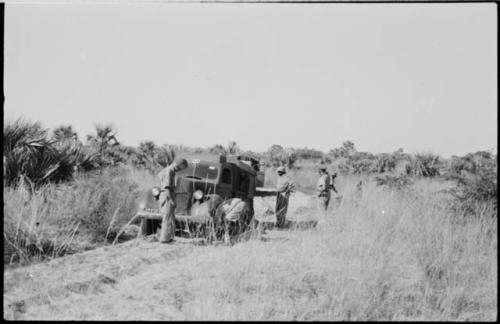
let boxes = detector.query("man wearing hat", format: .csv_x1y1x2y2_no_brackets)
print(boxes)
275,166,295,228
158,157,188,243
317,165,333,225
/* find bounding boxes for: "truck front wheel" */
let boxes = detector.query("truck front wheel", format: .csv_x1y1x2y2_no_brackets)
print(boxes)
140,219,160,236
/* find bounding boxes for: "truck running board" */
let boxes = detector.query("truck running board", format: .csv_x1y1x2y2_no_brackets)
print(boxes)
136,211,212,224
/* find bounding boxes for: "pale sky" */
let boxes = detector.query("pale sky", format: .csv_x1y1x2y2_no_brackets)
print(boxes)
4,3,497,157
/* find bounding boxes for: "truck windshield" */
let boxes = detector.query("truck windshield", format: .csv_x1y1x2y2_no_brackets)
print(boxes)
179,164,219,181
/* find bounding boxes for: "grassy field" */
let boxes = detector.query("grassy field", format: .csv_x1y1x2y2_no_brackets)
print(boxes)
3,170,497,320
3,166,154,265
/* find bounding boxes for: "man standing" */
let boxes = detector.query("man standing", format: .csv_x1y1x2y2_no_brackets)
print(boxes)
317,166,333,225
275,166,295,228
158,157,188,243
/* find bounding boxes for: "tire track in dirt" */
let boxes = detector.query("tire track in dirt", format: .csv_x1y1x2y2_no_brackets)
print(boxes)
3,239,196,320
4,191,317,320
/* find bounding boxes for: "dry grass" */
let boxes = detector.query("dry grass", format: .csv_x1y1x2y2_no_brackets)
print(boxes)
125,166,157,191
3,167,144,266
3,175,496,320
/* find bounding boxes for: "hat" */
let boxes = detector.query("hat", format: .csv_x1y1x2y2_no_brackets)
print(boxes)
277,166,286,173
174,157,188,167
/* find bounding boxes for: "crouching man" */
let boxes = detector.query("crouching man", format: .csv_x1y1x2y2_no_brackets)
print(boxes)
221,198,250,244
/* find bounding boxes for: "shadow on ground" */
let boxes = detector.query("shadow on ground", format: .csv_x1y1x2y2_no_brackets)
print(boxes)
255,219,318,231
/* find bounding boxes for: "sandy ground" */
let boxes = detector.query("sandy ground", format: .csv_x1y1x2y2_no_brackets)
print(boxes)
3,191,320,320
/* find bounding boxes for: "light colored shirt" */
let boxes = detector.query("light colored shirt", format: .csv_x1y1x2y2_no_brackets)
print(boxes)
223,198,247,222
276,174,294,195
158,165,176,189
317,174,331,196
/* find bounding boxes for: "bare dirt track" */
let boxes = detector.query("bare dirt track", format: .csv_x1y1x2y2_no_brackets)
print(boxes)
4,192,318,320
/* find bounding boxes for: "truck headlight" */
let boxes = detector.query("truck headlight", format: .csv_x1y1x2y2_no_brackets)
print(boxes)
193,190,204,201
151,186,161,198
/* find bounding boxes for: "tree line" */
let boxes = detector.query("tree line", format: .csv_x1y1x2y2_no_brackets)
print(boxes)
3,118,497,197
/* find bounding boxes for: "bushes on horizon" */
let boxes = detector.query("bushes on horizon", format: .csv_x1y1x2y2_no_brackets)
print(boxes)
449,159,497,214
292,147,324,160
351,158,376,174
227,141,241,154
130,141,176,173
328,142,417,176
5,118,492,190
410,153,441,177
374,153,397,173
329,140,356,159
4,119,147,188
266,144,297,169
449,151,496,177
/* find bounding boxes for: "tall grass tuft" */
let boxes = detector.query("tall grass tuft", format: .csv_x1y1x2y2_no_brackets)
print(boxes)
3,167,142,266
411,152,441,177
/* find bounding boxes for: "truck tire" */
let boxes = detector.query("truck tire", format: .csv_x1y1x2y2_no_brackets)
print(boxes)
140,218,154,236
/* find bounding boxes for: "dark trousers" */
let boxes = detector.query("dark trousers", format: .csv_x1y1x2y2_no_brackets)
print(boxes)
317,193,331,225
275,193,289,228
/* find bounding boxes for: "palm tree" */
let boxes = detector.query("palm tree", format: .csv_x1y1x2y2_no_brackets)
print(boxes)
3,118,76,187
157,145,176,168
227,141,240,154
138,141,157,157
52,126,82,156
85,124,120,166
340,140,356,158
411,152,441,177
136,140,157,171
52,125,78,142
210,144,227,155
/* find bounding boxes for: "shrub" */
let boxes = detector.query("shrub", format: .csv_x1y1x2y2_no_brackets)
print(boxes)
351,158,375,174
450,167,497,214
3,119,101,188
411,153,441,177
443,152,497,216
70,168,140,242
394,159,412,175
3,167,141,265
375,153,397,173
375,174,414,191
3,181,80,265
85,124,127,168
132,141,176,173
449,151,496,177
4,119,73,187
293,147,324,160
210,144,227,155
266,145,297,169
336,158,354,175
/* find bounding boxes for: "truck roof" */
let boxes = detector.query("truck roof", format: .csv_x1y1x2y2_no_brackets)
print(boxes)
184,155,258,177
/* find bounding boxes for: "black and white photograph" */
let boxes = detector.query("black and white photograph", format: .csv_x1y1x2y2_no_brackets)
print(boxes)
2,0,497,321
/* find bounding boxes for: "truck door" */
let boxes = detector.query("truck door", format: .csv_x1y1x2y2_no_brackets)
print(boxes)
236,170,250,199
218,165,233,199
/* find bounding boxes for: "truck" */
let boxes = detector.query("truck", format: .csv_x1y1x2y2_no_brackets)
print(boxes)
135,154,277,242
